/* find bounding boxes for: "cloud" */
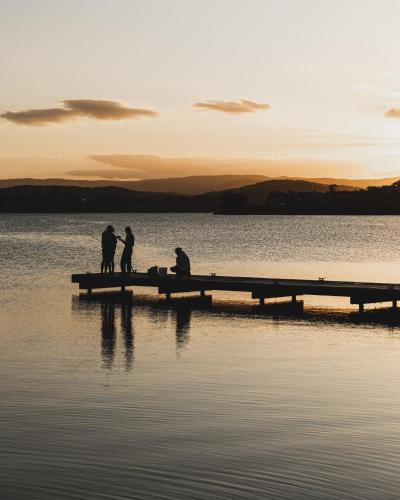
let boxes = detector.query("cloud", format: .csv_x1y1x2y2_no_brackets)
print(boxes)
63,100,157,120
67,168,145,179
1,99,158,125
385,107,400,118
193,99,271,114
1,108,75,125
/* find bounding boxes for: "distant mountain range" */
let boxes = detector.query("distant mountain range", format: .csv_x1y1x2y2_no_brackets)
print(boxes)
1,174,400,196
0,175,267,195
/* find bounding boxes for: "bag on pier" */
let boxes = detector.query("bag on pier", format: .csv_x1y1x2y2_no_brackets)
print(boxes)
147,266,159,278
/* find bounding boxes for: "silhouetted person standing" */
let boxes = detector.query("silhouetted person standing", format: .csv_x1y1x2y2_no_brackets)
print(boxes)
118,226,135,274
101,225,117,274
170,247,191,278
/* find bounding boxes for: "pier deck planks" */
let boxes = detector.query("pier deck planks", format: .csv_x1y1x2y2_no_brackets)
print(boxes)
71,272,400,311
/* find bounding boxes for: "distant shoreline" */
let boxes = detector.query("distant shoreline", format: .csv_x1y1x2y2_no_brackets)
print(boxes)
3,211,400,216
2,181,400,215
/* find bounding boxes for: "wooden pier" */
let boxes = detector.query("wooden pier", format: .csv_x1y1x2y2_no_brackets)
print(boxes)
71,272,400,313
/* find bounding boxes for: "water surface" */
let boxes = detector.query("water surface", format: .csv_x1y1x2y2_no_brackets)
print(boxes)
1,213,400,499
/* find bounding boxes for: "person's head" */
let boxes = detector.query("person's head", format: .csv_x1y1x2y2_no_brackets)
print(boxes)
107,225,114,232
125,226,132,234
175,247,182,255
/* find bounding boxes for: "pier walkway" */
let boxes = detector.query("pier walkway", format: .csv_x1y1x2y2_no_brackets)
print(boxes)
71,272,400,312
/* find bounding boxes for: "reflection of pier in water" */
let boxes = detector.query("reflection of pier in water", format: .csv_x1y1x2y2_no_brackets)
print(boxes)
121,300,134,369
72,291,400,368
73,293,136,370
174,306,191,356
100,300,116,369
72,293,201,368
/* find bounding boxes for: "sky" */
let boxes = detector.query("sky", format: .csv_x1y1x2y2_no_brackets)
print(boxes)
1,0,400,180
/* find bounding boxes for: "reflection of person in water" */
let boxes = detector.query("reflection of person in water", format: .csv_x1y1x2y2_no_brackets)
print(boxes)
175,306,191,355
170,247,191,278
101,225,118,274
100,300,116,369
121,299,134,371
118,226,135,274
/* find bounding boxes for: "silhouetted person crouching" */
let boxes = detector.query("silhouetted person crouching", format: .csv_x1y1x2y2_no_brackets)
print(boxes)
170,247,191,278
101,225,117,274
118,226,135,274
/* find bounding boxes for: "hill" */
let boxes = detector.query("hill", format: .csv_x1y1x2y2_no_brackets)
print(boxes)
0,185,176,213
283,176,400,188
217,182,400,215
130,174,268,194
225,179,356,204
195,179,357,208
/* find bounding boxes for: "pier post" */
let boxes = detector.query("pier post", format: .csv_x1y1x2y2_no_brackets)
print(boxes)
393,300,397,310
200,290,205,298
259,297,265,306
358,303,364,314
87,288,92,295
166,292,171,301
292,295,297,303
121,285,126,293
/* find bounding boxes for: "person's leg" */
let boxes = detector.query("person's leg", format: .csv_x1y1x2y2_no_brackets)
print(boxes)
121,249,128,273
127,251,132,274
104,252,111,273
171,267,183,278
102,251,109,273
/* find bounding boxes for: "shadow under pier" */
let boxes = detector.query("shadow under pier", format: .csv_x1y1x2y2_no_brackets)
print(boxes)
138,293,400,328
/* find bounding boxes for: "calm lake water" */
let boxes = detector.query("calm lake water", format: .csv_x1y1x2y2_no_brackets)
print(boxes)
2,213,400,499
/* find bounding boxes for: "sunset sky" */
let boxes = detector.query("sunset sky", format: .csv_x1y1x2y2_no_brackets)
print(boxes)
1,0,400,180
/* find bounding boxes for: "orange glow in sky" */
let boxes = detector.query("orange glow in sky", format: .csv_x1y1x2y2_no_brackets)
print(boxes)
1,0,400,180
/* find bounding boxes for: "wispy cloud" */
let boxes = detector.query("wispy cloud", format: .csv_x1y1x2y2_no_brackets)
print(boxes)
385,107,400,118
1,99,158,125
1,108,75,125
64,100,157,120
193,99,271,114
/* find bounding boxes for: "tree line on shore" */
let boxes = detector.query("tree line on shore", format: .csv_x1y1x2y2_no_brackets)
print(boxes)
219,182,400,214
2,181,400,214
